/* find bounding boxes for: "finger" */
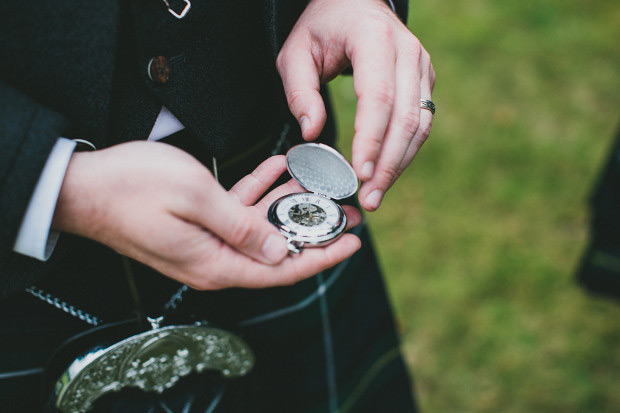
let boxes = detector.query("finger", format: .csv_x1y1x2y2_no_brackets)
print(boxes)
399,52,434,173
277,36,327,140
242,233,361,288
186,184,290,265
358,34,422,211
349,29,397,182
229,156,287,206
185,233,362,290
136,212,362,291
341,205,363,230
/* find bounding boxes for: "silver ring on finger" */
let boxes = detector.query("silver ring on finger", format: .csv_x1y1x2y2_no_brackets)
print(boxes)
420,99,436,115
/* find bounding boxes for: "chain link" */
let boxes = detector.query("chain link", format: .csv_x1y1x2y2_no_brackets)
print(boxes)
26,287,102,326
164,285,189,311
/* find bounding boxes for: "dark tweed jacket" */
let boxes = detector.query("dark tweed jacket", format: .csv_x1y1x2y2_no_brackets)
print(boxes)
0,2,417,411
0,0,408,298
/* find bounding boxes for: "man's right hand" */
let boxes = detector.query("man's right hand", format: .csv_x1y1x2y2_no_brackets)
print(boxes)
51,141,362,290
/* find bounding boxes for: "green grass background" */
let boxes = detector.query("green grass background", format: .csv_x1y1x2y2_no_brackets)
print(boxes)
329,1,620,411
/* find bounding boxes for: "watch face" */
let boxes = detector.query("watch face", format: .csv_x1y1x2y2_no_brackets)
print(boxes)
274,193,342,236
269,193,346,249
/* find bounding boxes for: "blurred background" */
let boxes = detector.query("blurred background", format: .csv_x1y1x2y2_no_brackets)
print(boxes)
329,0,619,411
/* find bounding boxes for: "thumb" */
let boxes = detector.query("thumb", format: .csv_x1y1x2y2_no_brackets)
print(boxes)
276,39,327,140
192,185,290,265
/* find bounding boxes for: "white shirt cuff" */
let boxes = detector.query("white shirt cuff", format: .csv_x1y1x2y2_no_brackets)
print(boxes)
13,137,77,261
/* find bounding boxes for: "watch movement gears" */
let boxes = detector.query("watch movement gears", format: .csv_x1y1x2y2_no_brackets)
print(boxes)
288,203,327,226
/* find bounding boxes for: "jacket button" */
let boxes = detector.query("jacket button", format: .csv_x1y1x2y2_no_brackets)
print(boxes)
147,56,171,83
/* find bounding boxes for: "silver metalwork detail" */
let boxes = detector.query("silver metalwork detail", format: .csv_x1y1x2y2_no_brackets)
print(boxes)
268,144,355,252
212,156,219,183
71,139,97,151
55,324,254,413
269,192,348,252
287,239,304,254
271,122,291,156
288,203,327,226
162,0,191,19
147,316,164,330
164,285,189,310
286,143,358,200
420,99,436,115
26,287,101,326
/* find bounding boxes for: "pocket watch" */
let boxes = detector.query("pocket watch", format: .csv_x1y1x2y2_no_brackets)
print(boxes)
268,143,358,253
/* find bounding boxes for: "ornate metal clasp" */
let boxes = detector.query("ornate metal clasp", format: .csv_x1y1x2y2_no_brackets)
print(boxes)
161,0,191,19
55,323,254,412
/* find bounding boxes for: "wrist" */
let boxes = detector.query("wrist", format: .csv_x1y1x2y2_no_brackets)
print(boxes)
51,151,102,239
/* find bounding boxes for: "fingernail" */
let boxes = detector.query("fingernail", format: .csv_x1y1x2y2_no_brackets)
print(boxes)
361,161,375,180
262,234,288,264
300,116,310,136
366,190,384,210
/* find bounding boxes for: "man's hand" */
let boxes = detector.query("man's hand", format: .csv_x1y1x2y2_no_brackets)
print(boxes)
277,0,435,211
52,142,362,290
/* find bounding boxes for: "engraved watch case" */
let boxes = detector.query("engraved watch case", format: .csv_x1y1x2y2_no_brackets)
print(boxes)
268,143,358,253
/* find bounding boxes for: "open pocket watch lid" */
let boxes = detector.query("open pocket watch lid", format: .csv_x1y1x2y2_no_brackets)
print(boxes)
286,143,358,200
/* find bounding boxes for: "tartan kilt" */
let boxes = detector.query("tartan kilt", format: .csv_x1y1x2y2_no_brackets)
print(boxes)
0,224,417,412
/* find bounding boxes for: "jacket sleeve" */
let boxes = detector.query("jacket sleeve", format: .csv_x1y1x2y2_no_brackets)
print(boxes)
0,80,69,297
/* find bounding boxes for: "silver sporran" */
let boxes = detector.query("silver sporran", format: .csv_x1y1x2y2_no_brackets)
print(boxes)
54,322,254,413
